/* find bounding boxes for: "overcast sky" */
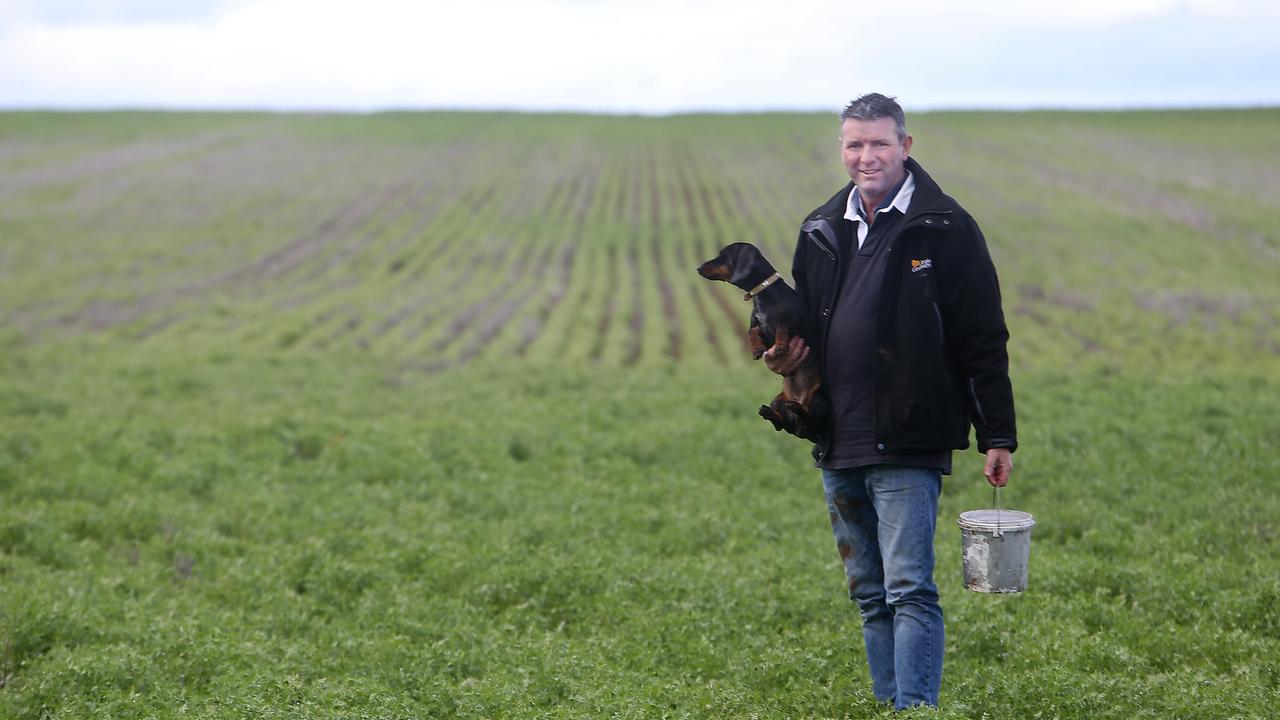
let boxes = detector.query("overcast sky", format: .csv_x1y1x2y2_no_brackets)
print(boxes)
1,0,1277,113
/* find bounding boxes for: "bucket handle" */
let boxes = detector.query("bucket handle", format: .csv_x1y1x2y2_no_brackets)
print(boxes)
992,485,1004,537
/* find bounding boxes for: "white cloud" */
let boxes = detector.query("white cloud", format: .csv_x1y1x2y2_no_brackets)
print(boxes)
0,0,1277,111
0,0,243,25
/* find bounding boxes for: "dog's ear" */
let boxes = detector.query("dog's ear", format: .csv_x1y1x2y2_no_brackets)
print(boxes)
727,244,767,285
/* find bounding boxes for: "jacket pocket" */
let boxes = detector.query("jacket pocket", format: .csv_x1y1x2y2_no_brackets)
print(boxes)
801,218,838,260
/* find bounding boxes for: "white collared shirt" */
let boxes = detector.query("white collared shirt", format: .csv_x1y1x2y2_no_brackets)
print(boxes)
843,171,915,250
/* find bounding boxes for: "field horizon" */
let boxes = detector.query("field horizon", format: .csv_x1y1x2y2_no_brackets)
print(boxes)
2,108,1278,718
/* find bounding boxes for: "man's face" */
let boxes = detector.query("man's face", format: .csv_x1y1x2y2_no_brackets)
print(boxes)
840,117,913,206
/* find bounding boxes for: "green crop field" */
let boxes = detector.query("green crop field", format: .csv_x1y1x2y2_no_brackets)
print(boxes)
1,109,1278,719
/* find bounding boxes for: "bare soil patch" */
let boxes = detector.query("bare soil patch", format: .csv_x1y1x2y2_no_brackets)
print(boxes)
0,133,232,202
515,242,578,357
1133,290,1255,328
48,168,417,334
648,155,682,361
624,246,644,366
590,245,618,362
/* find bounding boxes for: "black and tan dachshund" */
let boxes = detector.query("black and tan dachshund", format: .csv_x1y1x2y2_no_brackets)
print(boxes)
697,242,827,441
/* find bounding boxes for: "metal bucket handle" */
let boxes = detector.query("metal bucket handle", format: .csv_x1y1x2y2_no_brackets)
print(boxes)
992,486,1003,537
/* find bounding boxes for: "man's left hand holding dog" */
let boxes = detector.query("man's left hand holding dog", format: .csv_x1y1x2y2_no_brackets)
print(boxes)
763,336,810,375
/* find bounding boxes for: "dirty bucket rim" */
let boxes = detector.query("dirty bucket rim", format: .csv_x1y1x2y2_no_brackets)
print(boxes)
958,508,1035,531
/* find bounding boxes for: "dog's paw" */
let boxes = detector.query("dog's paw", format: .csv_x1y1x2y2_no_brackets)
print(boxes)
759,405,785,431
784,400,810,419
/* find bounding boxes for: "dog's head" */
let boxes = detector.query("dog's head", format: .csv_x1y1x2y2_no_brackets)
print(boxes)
696,242,773,287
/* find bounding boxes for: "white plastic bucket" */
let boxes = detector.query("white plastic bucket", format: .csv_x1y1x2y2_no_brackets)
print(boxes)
958,508,1035,593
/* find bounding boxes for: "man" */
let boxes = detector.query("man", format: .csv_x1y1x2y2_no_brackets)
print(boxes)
764,93,1017,710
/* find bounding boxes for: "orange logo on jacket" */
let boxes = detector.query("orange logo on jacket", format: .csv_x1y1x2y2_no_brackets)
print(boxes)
911,258,933,273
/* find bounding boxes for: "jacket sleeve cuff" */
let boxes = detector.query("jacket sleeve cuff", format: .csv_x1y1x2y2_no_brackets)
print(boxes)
978,437,1017,453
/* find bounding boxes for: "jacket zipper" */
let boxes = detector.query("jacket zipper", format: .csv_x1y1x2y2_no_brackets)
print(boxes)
802,218,840,460
808,233,835,261
802,217,838,261
932,302,945,346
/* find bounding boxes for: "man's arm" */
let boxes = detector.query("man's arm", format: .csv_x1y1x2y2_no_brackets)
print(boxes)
937,214,1018,469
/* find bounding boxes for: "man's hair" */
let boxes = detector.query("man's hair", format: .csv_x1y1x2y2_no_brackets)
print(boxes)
840,93,907,142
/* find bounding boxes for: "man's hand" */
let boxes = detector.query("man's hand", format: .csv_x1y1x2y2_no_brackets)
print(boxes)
763,336,809,375
984,448,1013,488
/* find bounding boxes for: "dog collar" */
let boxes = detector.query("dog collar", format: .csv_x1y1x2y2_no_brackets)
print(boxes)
743,272,782,301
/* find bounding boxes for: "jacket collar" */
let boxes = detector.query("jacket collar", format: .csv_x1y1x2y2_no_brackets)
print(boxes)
898,157,952,220
846,171,915,223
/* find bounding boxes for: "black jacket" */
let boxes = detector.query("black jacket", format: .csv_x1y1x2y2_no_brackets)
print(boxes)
792,157,1017,463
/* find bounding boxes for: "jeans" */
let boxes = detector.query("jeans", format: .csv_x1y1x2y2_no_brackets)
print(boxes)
822,465,944,710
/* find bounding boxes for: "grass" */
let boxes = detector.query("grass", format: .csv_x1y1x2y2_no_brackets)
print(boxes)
1,109,1279,718
2,346,1277,718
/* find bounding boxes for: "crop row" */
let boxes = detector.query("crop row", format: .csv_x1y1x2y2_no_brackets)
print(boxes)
2,111,1277,375
2,116,828,370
